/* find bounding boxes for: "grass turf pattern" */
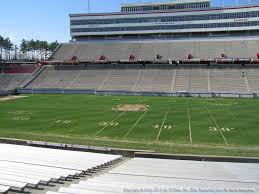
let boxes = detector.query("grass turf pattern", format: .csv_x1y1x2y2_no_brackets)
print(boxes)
0,94,259,157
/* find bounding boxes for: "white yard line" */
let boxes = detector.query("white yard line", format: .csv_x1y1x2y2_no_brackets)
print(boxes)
187,103,193,144
226,108,239,121
101,106,114,114
124,108,150,138
95,111,127,135
204,105,229,146
156,109,169,142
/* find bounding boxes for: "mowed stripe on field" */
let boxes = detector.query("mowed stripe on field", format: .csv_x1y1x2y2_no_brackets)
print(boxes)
2,94,259,152
156,100,191,143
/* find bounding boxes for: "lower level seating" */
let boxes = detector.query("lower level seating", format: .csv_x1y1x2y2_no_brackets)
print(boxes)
0,143,122,193
0,73,31,90
49,157,259,194
25,65,258,93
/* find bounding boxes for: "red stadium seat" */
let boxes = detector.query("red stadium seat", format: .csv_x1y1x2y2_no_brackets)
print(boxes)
71,56,78,62
129,54,135,61
156,54,162,60
221,53,226,58
256,53,259,59
99,55,106,60
3,64,39,73
187,54,193,60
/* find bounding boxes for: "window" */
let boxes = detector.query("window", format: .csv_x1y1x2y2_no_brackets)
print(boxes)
71,11,259,26
71,21,259,33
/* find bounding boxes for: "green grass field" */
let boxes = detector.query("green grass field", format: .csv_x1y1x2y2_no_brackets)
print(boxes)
0,94,259,157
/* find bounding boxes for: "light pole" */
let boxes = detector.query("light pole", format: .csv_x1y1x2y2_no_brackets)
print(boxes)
88,0,90,13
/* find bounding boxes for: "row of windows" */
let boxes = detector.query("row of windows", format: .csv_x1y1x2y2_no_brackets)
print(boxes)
71,11,259,26
121,3,210,12
71,21,259,33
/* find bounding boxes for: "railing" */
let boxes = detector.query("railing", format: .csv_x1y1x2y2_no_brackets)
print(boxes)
17,88,259,98
0,89,16,96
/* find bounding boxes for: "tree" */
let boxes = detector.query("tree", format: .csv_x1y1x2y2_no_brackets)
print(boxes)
14,45,19,60
0,35,4,61
1,35,59,61
49,41,59,52
3,37,13,60
39,41,49,60
28,39,36,60
20,39,29,60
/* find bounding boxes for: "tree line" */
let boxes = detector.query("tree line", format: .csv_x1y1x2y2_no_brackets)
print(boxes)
0,35,59,62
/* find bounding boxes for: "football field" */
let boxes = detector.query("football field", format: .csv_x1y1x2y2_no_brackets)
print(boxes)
0,94,259,157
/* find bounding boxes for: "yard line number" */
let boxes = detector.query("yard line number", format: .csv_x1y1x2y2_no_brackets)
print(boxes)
12,117,31,121
209,127,235,132
55,120,72,124
153,124,175,130
99,122,119,127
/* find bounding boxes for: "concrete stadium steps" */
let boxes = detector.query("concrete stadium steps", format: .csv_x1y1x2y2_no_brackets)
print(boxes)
100,69,139,91
103,43,129,61
246,68,259,92
137,43,156,61
0,143,122,193
72,69,111,89
24,65,259,93
134,69,159,92
173,68,191,92
190,68,209,92
51,38,259,61
52,157,259,194
0,73,32,90
210,68,248,93
152,69,175,92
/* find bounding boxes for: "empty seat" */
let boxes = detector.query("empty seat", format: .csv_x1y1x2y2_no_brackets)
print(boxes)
0,143,122,192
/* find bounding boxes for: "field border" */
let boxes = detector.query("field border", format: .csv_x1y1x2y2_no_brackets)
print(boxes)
17,88,259,99
1,137,259,163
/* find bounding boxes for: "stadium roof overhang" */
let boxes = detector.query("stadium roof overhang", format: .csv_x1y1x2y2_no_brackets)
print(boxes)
121,0,210,8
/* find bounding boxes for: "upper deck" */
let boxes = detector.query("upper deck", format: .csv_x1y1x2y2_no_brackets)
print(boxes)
69,2,259,41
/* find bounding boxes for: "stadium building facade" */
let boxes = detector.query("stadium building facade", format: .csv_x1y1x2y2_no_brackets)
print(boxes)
70,0,259,41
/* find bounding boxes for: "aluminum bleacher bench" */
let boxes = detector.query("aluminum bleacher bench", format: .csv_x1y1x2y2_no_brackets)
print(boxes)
0,143,122,193
0,174,40,186
0,180,27,192
0,185,10,193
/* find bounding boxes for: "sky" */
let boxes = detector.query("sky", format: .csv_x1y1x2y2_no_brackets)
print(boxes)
0,0,259,45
